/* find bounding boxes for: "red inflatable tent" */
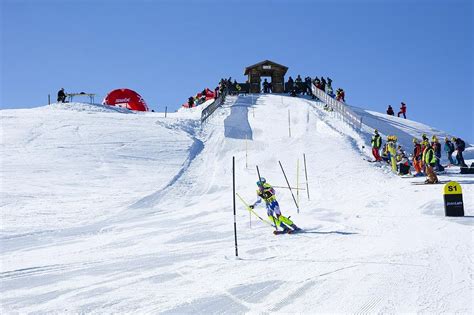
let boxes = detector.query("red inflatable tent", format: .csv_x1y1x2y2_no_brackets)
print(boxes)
103,88,148,111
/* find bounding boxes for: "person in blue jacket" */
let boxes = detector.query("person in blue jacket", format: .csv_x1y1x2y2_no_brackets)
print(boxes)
444,137,455,166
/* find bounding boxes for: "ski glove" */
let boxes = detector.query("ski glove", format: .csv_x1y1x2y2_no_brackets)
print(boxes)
249,205,254,209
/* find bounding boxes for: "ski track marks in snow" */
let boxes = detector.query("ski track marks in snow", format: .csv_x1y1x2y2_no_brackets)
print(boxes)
1,97,473,313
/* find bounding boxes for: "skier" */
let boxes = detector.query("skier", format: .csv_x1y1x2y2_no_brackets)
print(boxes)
386,105,395,116
453,137,467,167
57,88,67,103
412,138,423,176
397,102,407,119
444,137,455,166
249,177,300,233
422,143,439,184
371,129,382,161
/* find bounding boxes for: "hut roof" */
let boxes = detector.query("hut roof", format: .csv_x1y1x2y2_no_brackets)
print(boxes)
244,60,289,75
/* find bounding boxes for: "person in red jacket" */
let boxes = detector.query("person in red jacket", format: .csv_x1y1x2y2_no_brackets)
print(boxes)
397,102,407,118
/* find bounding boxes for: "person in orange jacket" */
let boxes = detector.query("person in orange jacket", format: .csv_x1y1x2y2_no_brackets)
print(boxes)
412,138,423,176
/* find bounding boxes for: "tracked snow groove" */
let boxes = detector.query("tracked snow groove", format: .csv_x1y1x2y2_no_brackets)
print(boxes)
1,97,472,313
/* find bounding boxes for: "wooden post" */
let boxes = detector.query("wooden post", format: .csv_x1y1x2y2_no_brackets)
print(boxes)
165,106,168,118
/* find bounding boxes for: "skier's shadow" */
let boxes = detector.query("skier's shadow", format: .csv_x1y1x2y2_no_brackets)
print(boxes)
300,230,358,235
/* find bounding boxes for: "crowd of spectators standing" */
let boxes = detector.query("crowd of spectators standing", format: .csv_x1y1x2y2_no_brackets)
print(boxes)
371,129,469,183
185,87,216,108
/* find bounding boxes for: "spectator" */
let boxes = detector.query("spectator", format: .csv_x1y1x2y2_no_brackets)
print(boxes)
325,78,335,98
327,77,333,89
304,77,312,96
320,77,327,92
386,105,394,116
371,129,382,161
387,135,398,172
235,83,242,94
336,88,345,102
263,79,270,93
397,152,410,175
287,76,294,93
397,102,407,118
444,137,455,166
295,75,303,94
315,78,322,91
453,137,467,167
423,143,439,184
412,138,423,176
57,88,67,103
188,96,194,108
431,135,444,172
290,86,297,97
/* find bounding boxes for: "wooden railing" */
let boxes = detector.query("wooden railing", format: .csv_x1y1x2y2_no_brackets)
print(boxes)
311,84,363,132
201,88,228,123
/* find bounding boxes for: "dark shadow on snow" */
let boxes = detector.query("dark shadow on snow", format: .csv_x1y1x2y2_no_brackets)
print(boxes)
299,230,358,235
224,96,254,140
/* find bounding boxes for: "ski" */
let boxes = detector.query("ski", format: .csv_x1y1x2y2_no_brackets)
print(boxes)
411,181,447,185
273,228,304,235
273,230,291,235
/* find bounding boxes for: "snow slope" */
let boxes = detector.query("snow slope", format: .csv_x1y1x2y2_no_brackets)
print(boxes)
1,96,473,313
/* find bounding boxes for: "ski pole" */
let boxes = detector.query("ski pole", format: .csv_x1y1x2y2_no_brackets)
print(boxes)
235,193,274,227
278,161,299,213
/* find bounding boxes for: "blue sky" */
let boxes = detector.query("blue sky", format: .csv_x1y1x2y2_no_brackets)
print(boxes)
1,0,472,142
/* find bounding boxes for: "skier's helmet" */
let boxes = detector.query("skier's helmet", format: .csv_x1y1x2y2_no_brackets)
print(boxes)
413,138,419,144
256,177,266,186
374,129,379,135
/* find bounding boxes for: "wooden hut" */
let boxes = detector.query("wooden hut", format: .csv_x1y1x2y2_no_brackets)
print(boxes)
244,60,288,93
